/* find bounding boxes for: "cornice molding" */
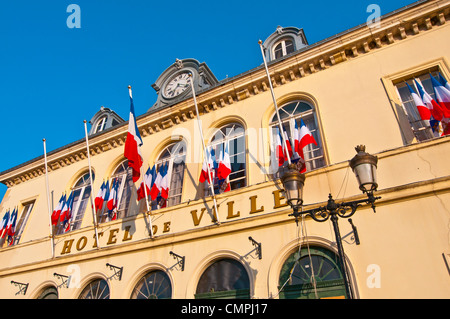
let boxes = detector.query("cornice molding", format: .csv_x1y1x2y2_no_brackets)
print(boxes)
1,0,449,188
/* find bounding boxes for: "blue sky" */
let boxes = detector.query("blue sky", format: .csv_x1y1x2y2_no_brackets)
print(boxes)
0,0,418,201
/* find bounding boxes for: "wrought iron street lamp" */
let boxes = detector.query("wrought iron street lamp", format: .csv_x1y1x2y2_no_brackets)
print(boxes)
281,145,380,299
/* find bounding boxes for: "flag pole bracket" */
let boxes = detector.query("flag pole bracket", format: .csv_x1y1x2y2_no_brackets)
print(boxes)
169,251,185,271
248,236,262,260
106,263,123,281
54,272,69,289
11,280,29,296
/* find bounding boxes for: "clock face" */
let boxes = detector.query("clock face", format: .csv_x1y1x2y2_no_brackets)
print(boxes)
163,72,192,99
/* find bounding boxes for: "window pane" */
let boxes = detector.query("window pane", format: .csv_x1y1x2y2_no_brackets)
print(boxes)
131,271,172,299
285,40,295,54
196,259,250,294
11,202,34,245
78,279,110,299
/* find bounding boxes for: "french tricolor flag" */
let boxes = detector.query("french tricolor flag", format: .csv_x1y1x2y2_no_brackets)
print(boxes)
431,74,450,136
415,79,444,121
217,143,232,180
275,130,285,167
160,163,170,200
124,86,144,183
107,179,119,221
431,75,450,118
406,82,431,121
298,118,318,151
7,207,18,244
199,149,214,184
52,194,66,226
283,130,293,159
0,210,10,239
94,181,107,212
438,72,450,91
60,191,74,232
150,165,163,201
137,166,155,201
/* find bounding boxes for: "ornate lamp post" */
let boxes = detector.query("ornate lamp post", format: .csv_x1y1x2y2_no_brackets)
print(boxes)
281,145,380,299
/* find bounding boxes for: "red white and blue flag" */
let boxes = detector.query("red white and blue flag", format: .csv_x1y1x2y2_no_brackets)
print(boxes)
406,82,431,121
52,194,66,226
94,181,107,213
438,72,450,91
199,149,215,184
275,130,286,167
7,207,18,244
137,166,155,201
160,162,170,200
415,79,444,122
296,119,318,173
60,191,74,232
124,87,144,183
217,143,232,180
150,165,163,200
107,179,119,220
0,210,10,238
430,74,450,135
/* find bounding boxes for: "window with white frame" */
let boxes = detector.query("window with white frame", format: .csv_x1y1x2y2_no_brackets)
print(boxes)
394,70,442,142
152,141,186,209
10,201,34,246
269,101,324,177
56,172,94,234
273,38,295,60
205,123,246,195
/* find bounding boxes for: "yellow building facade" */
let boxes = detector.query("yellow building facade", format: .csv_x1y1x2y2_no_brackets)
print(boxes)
1,0,450,299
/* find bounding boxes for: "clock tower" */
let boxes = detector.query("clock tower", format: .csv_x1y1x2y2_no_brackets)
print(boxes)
150,58,218,111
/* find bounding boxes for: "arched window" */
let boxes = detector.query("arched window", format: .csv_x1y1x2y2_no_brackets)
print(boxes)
205,123,246,195
78,279,110,299
130,270,172,299
56,172,94,234
36,286,58,299
152,141,186,209
278,246,347,299
273,38,295,59
270,101,324,176
93,116,107,134
195,258,250,299
98,160,134,223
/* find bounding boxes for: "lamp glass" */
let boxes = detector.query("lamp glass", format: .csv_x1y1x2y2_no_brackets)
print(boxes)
284,179,303,208
353,162,377,192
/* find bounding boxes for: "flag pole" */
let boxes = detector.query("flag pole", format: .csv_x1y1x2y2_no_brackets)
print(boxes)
189,74,220,224
83,120,100,249
42,139,55,259
258,40,292,165
129,86,154,238
141,161,154,238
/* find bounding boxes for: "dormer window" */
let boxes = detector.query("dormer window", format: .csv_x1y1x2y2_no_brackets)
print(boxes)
88,106,125,135
273,39,295,59
262,26,308,62
93,116,107,134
